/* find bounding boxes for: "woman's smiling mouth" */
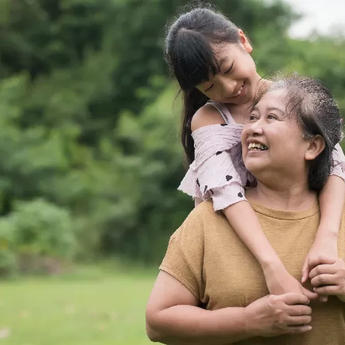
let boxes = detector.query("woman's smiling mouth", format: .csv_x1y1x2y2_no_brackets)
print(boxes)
248,142,268,151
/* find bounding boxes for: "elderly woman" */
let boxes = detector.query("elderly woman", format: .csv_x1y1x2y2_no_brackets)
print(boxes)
145,76,345,345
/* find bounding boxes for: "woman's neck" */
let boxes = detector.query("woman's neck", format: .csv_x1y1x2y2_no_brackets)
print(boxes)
246,181,317,212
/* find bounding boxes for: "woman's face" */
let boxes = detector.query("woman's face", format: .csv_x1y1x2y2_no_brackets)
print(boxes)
195,32,260,106
241,89,311,180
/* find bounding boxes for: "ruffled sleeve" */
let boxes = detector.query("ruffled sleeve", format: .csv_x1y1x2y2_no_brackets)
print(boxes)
330,143,345,181
178,123,255,211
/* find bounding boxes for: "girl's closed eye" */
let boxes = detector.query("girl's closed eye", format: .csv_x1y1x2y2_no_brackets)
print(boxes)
204,84,214,92
224,63,234,75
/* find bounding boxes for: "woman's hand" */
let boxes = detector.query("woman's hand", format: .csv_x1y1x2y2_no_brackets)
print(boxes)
301,236,338,302
263,263,318,300
309,256,345,302
244,293,313,337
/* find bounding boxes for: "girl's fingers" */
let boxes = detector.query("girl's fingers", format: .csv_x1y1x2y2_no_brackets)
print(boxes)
302,287,318,300
313,285,340,295
319,295,328,302
307,256,337,271
301,261,310,283
310,273,337,287
309,264,337,280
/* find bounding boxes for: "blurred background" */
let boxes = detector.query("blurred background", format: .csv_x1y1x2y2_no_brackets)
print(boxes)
0,0,344,344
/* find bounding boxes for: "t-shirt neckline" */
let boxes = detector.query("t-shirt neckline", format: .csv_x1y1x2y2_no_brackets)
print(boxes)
249,199,319,221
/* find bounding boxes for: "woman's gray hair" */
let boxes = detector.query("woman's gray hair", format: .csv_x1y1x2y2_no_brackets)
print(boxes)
264,76,343,190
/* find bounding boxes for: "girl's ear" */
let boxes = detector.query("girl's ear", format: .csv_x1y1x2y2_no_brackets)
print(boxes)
305,134,326,161
238,29,253,53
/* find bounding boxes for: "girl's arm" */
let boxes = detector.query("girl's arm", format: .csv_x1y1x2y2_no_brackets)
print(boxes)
191,106,284,272
223,201,316,298
191,105,315,297
223,201,279,266
318,175,344,239
301,175,345,283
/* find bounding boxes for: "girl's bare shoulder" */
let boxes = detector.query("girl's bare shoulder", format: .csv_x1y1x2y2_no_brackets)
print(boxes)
191,103,225,132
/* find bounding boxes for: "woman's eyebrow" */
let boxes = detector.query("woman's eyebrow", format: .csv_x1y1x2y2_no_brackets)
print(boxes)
251,105,285,115
266,106,285,115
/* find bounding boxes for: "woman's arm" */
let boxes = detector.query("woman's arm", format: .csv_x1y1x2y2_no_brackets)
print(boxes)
146,271,313,344
146,271,250,345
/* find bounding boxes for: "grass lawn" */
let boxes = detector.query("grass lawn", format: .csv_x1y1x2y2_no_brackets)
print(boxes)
0,264,156,345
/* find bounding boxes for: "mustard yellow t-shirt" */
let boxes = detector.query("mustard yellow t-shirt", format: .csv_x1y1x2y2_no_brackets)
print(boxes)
160,200,345,345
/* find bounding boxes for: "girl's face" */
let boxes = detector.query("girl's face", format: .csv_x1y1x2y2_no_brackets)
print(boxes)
196,31,260,106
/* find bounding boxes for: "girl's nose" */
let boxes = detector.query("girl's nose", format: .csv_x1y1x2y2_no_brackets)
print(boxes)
220,78,237,98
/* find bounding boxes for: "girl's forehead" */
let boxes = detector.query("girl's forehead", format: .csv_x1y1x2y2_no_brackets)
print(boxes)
212,42,238,58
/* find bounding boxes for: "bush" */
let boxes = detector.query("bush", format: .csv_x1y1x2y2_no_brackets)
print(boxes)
0,198,76,276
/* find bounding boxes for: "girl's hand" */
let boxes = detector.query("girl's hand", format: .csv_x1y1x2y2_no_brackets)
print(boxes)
301,236,338,302
263,264,318,300
309,256,345,302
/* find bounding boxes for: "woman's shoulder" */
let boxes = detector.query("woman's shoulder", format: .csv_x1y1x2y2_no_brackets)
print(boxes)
172,201,222,241
182,201,217,228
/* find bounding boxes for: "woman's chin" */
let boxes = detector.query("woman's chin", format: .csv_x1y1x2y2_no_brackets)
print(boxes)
244,160,268,176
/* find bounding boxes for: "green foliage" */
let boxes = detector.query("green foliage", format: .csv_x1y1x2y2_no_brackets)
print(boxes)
0,0,344,269
112,85,191,262
9,199,75,257
0,199,75,276
281,37,345,113
0,250,17,277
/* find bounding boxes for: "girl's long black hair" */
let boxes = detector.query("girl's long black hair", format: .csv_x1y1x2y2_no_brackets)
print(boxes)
165,7,240,165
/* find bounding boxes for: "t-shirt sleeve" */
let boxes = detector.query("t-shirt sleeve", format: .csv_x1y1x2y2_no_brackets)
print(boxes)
330,143,345,181
159,208,206,300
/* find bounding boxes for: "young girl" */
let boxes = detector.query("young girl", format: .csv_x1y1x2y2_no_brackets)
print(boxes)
164,6,345,298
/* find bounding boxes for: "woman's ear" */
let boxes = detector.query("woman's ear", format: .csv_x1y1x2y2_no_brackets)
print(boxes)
305,135,326,161
238,29,253,53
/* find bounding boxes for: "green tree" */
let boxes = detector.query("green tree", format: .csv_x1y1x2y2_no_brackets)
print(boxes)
0,0,344,267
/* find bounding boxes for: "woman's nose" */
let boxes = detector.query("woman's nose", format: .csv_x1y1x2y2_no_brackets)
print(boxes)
246,121,264,136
